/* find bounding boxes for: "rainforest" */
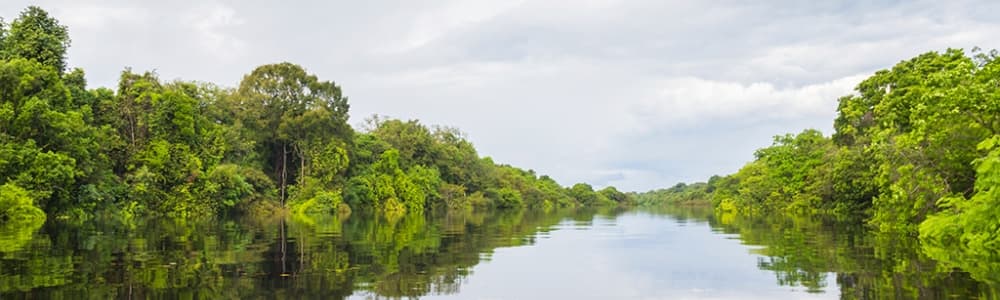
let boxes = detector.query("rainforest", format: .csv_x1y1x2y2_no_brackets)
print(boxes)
1,5,999,299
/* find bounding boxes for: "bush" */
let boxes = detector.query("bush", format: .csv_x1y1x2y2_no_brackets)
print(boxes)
488,187,523,209
0,183,45,224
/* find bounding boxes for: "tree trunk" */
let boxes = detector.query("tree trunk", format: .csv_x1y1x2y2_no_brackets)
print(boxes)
298,143,305,182
281,143,287,205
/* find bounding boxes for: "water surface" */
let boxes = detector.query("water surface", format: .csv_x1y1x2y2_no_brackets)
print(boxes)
0,207,996,299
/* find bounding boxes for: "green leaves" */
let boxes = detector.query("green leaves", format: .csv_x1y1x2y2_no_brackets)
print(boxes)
977,135,999,151
704,48,1000,239
487,187,523,209
234,62,352,202
344,149,435,213
920,134,1000,283
200,164,255,208
715,129,837,214
0,6,621,221
633,182,710,207
853,49,991,231
0,6,70,72
0,183,44,224
0,58,97,212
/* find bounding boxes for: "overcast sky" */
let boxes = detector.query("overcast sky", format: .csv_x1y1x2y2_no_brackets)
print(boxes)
4,1,998,191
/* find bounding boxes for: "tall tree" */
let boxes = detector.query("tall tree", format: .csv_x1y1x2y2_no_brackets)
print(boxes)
1,6,70,72
234,63,351,202
0,57,110,213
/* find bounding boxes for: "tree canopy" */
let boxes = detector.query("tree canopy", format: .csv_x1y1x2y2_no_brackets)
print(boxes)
0,6,631,227
646,48,1000,279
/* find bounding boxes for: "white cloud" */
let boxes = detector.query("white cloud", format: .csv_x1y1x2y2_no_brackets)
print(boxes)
629,74,867,132
49,4,147,30
2,0,1000,191
569,74,866,190
184,3,247,61
388,1,526,53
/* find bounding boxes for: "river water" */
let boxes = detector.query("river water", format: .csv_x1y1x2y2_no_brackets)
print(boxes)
0,207,996,299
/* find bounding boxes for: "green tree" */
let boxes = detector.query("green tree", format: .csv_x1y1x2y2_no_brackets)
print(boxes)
0,5,624,220
921,135,1000,284
847,50,990,231
714,129,836,214
569,183,605,206
487,187,524,209
369,118,436,169
0,58,105,213
234,62,351,203
0,6,70,72
0,183,44,224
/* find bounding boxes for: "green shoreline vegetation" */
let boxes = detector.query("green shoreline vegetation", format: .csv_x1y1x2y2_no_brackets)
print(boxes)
0,6,633,230
638,48,1000,283
3,5,1000,296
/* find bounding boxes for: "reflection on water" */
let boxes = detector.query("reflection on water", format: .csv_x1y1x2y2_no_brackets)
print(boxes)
660,205,1000,299
0,206,997,299
0,208,618,299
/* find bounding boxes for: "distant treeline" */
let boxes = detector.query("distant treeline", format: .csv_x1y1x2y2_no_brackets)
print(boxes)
631,182,712,206
0,6,633,226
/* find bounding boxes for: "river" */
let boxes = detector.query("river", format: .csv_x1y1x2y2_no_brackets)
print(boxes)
0,207,996,299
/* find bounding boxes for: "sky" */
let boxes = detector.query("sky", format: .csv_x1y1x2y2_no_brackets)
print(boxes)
3,0,999,191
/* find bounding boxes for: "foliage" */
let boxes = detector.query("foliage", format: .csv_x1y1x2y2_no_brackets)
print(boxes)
0,183,45,254
0,6,621,222
0,183,44,225
682,48,1000,233
0,204,606,298
233,62,352,203
567,183,616,207
486,187,523,209
633,182,711,207
0,6,70,72
673,207,999,299
649,48,1000,284
920,135,1000,284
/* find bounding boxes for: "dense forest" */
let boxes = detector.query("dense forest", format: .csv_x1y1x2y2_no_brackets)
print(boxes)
5,3,1000,298
0,6,632,229
630,182,711,207
640,48,1000,283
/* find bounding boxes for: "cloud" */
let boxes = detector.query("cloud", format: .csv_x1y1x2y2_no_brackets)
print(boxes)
580,74,866,190
629,74,867,131
385,1,526,53
184,2,247,61
2,0,999,191
47,4,148,30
